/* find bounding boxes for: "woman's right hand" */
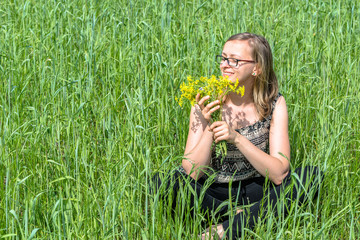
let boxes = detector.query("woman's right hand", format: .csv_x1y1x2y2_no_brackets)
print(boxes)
195,93,221,122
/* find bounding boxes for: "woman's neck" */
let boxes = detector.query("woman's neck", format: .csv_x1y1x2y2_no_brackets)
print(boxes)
226,89,253,106
226,78,254,106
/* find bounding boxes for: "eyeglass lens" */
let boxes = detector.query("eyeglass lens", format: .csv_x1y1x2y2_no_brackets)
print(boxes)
216,56,238,67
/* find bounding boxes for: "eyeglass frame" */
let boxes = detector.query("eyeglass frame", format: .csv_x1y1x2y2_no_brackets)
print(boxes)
215,55,256,68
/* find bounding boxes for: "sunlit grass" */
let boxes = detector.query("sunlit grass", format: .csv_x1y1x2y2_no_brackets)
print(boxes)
0,0,359,239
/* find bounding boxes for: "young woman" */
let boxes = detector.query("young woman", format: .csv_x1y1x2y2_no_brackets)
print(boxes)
153,33,322,239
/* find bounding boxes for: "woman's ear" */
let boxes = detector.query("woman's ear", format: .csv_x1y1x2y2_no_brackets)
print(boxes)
252,64,261,76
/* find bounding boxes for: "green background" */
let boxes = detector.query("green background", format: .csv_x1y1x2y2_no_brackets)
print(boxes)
0,0,359,239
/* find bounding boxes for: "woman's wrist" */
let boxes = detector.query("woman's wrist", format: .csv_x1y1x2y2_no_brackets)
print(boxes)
233,131,243,146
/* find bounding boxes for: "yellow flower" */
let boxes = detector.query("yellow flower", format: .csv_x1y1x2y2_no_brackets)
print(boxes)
176,75,245,108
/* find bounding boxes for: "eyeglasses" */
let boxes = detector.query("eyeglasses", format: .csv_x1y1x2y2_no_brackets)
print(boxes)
216,55,256,68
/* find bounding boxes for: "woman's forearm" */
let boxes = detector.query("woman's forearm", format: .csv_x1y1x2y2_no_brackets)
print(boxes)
182,125,214,179
233,134,290,185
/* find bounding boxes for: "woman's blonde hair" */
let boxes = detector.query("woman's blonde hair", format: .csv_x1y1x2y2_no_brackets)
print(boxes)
226,33,279,120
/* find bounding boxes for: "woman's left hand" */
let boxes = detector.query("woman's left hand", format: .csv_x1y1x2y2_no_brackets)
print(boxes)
210,121,238,144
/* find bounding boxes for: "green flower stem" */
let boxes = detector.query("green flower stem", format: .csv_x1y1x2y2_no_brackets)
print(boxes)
212,104,227,163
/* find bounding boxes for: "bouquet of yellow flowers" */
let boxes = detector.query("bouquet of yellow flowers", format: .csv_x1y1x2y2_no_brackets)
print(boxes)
176,75,245,161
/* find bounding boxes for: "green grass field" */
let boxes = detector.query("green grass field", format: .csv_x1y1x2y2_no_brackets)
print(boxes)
1,0,359,239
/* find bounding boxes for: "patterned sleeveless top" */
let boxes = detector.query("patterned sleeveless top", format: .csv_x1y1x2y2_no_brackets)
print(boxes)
209,93,282,183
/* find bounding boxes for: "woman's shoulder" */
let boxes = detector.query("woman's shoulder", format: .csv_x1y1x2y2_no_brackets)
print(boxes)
270,92,285,114
260,92,286,125
274,92,283,104
269,92,288,125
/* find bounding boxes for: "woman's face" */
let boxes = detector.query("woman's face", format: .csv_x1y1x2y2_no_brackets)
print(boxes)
220,40,257,84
